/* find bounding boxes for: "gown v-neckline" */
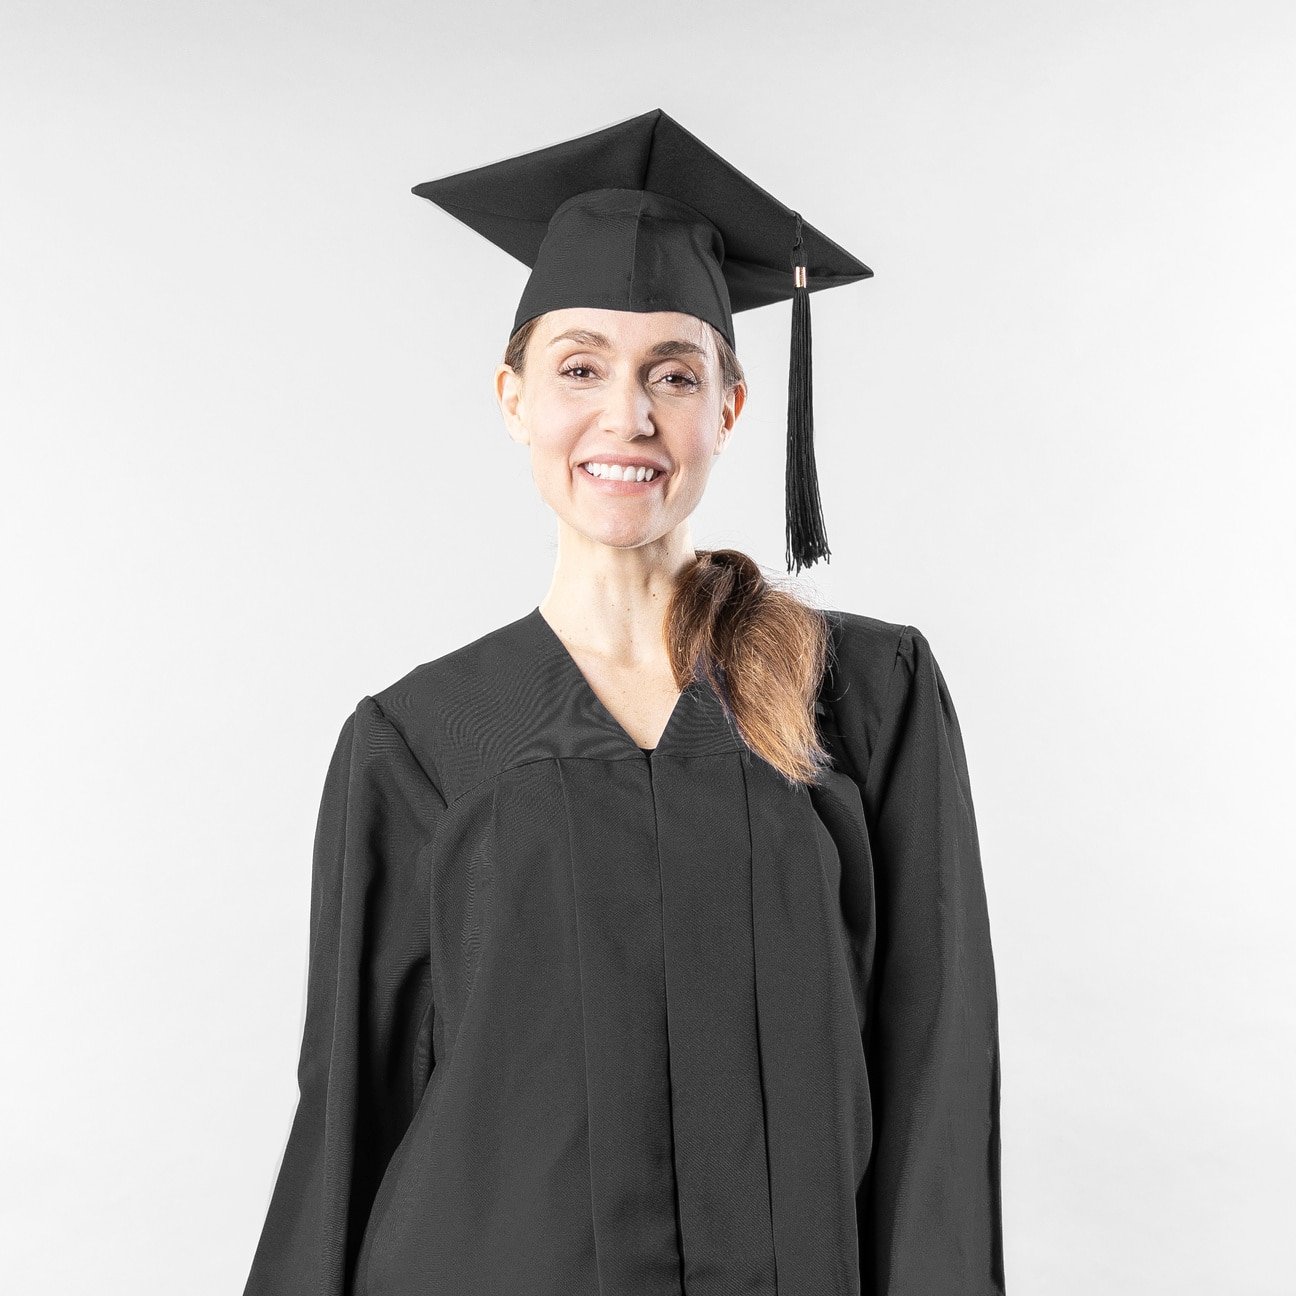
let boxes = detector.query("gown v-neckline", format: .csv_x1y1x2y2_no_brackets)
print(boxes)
529,605,688,757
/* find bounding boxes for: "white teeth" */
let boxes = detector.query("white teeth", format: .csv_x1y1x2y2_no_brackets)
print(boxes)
582,462,657,481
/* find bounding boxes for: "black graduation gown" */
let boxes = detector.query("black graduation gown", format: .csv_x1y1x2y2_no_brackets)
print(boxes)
242,605,1005,1296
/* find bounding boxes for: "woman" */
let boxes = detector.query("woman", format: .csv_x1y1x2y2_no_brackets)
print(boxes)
242,109,1005,1296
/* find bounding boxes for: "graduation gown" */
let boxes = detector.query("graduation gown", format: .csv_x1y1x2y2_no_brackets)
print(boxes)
242,605,1005,1296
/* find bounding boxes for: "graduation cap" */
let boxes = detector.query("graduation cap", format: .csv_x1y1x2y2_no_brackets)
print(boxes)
412,107,872,573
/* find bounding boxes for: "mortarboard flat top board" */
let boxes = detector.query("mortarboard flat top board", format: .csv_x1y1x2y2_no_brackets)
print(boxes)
411,108,874,573
411,107,872,342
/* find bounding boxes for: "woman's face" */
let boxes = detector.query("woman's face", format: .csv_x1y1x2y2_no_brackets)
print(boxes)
495,306,744,554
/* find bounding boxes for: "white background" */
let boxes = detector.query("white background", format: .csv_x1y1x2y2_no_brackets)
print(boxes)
2,1,1293,1292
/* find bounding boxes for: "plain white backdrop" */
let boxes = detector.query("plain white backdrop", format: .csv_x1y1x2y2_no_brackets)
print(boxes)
2,1,1293,1292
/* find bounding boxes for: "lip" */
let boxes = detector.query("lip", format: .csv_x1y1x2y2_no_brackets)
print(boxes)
575,458,668,493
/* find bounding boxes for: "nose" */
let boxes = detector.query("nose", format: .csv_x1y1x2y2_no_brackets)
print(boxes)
600,368,655,440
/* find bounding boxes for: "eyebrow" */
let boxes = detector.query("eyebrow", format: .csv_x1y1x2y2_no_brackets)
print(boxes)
545,328,708,361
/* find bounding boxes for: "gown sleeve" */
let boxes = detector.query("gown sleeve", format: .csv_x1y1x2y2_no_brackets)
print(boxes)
856,626,1006,1295
242,695,446,1296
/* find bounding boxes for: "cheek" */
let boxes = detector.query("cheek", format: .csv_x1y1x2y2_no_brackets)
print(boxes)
528,389,586,442
675,407,724,466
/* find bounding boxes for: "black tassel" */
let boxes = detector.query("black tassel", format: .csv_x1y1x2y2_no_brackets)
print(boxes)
786,212,831,574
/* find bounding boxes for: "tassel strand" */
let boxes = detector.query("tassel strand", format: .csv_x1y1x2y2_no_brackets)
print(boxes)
785,212,831,574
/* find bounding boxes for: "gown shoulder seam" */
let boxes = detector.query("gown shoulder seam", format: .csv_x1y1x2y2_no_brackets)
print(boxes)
358,694,449,809
858,624,915,790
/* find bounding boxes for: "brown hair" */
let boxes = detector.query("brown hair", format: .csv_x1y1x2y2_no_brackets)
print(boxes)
504,315,834,787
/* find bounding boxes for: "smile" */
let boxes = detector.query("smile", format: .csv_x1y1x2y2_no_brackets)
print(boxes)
581,461,660,482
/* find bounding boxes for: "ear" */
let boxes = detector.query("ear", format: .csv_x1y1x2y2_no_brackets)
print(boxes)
495,363,529,446
715,380,746,455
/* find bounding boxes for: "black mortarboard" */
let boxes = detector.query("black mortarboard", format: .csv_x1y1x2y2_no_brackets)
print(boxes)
412,108,872,573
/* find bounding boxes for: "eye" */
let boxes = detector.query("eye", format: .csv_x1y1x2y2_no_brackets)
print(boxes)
557,362,700,388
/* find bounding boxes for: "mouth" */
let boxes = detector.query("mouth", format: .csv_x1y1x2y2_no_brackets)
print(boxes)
576,460,668,491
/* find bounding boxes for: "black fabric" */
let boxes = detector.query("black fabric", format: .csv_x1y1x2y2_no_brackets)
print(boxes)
242,606,1005,1296
411,107,873,348
512,187,735,347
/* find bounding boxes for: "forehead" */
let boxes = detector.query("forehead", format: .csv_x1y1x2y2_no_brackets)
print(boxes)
538,307,712,354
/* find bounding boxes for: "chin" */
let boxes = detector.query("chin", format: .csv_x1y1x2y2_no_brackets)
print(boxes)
570,515,663,550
